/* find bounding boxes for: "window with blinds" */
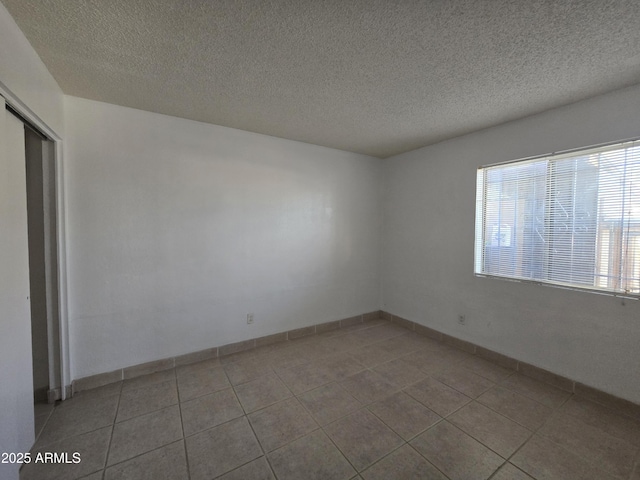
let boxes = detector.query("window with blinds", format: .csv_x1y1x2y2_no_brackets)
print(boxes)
474,140,640,296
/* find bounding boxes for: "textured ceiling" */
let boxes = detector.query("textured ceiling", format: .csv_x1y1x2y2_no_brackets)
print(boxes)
3,0,640,158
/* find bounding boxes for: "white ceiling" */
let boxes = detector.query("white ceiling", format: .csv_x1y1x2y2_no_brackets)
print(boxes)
4,0,640,158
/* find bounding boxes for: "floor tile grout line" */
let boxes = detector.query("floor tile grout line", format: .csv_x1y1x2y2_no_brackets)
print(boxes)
270,357,329,399
319,419,391,475
472,390,550,432
261,424,324,458
257,331,402,475
245,394,322,456
244,392,278,456
100,386,122,478
497,392,576,479
234,369,296,416
363,400,438,445
31,403,55,447
37,386,122,446
262,448,281,480
401,374,473,411
532,392,639,480
294,381,364,428
30,418,119,452
395,385,507,479
421,369,496,401
235,376,279,479
485,462,527,480
221,361,279,478
97,439,187,474
439,399,524,466
355,440,409,476
173,365,192,480
408,441,454,480
173,410,255,440
413,426,503,480
314,361,470,476
115,378,179,425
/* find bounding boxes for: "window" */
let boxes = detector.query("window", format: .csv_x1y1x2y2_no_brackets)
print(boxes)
475,140,640,296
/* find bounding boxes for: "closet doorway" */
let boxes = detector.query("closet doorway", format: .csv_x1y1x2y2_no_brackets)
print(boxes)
4,101,63,409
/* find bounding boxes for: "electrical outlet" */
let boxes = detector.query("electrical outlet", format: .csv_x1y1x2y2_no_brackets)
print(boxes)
247,313,254,324
458,314,466,325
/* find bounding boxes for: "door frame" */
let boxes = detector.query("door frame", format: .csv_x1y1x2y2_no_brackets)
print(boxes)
0,82,70,401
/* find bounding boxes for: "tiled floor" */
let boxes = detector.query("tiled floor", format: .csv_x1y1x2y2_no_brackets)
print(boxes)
22,319,640,480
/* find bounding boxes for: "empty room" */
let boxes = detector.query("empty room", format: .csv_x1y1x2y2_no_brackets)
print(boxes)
1,1,639,479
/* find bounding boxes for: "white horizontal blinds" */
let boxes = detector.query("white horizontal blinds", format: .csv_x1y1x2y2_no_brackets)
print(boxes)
546,154,599,288
590,142,640,294
480,160,547,280
476,139,640,295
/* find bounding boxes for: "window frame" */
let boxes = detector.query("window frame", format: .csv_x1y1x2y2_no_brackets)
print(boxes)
474,137,640,300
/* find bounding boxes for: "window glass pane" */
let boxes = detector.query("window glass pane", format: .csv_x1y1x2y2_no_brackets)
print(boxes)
482,161,546,280
475,140,640,295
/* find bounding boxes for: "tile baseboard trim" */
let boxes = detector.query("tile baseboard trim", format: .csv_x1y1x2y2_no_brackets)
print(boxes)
71,310,383,395
46,385,72,403
386,311,640,420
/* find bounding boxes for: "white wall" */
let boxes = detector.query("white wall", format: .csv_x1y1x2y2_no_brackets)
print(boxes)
0,4,64,479
382,83,640,404
64,96,382,380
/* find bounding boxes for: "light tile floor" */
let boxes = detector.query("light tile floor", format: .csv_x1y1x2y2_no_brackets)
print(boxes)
22,320,640,480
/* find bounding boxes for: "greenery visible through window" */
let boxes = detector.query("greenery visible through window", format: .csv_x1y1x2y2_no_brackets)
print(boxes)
475,140,640,296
